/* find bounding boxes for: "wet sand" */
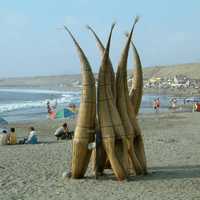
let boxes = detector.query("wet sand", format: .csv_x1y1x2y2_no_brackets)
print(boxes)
0,112,200,200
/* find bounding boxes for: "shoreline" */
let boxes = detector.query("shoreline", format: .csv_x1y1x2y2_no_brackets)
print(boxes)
1,85,199,96
0,87,197,123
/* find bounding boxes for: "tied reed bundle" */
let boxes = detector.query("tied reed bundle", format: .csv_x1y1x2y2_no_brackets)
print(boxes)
116,18,144,175
86,25,116,101
97,23,129,180
64,17,147,180
86,25,117,175
64,26,96,178
124,18,147,174
125,16,143,116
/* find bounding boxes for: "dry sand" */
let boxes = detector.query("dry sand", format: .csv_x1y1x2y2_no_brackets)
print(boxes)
0,112,200,200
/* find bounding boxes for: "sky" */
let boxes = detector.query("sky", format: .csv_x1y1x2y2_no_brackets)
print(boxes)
0,0,200,77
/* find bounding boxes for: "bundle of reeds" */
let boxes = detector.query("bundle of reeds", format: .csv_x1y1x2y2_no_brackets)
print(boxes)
91,118,108,176
125,17,143,116
64,19,147,180
129,41,143,115
124,18,147,173
64,26,96,178
87,25,116,175
97,23,130,180
116,19,145,175
128,40,147,174
86,25,116,101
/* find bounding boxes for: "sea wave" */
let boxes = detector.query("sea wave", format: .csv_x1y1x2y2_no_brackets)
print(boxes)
0,88,79,94
0,89,80,113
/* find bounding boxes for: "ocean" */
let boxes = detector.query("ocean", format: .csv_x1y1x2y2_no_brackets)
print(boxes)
0,88,176,123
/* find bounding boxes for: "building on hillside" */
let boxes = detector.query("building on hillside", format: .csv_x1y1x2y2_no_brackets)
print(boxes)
172,75,191,88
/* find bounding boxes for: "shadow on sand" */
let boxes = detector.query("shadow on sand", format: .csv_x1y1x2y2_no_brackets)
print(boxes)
86,165,200,181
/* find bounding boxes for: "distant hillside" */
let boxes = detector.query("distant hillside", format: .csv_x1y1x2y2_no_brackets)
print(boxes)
0,63,200,90
142,63,200,80
0,74,82,91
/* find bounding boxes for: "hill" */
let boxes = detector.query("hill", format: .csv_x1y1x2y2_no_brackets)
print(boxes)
142,63,200,80
0,63,200,91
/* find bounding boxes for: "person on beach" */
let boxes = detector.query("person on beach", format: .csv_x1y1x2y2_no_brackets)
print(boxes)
22,126,38,144
153,99,157,112
171,98,177,111
156,98,160,112
47,101,56,119
47,101,52,114
7,127,17,145
54,122,73,140
153,98,160,112
0,129,9,145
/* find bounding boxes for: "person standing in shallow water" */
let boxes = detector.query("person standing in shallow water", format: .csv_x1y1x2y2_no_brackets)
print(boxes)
153,98,160,113
153,99,157,112
156,98,160,112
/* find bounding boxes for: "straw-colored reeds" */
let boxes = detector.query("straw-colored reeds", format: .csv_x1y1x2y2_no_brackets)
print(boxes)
86,25,116,100
65,18,147,180
91,119,108,176
87,25,116,175
125,17,143,115
97,23,130,180
116,19,145,175
124,18,147,174
128,42,147,174
64,26,96,178
129,41,143,115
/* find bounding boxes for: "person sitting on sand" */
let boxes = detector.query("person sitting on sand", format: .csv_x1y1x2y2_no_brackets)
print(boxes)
54,122,73,140
25,127,38,144
0,129,9,145
7,127,17,145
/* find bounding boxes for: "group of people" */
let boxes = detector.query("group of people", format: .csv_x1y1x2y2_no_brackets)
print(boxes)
0,121,74,146
0,128,17,145
0,126,38,145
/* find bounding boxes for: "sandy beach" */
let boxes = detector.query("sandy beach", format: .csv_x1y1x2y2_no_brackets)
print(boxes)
0,112,199,200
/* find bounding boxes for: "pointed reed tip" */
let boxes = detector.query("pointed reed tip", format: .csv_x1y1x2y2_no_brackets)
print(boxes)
135,15,140,22
85,25,91,30
63,25,70,32
111,22,116,30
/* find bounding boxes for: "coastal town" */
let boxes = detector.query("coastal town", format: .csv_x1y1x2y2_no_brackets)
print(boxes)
143,75,200,90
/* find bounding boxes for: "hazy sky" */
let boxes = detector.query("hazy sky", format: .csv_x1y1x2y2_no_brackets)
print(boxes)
1,0,200,77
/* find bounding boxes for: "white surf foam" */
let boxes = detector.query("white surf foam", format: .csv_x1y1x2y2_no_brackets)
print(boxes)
0,89,80,113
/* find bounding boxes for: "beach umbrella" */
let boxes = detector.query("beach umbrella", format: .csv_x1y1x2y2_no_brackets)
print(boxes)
0,117,8,126
56,108,75,119
0,117,8,133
